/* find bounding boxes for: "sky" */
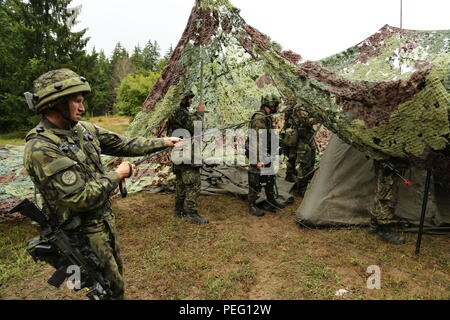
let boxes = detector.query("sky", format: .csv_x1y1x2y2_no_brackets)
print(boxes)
70,0,450,61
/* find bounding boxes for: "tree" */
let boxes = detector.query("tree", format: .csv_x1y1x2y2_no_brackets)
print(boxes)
142,40,160,72
114,72,160,118
131,44,145,71
110,42,129,70
0,0,92,132
155,44,174,72
111,56,136,91
84,49,113,116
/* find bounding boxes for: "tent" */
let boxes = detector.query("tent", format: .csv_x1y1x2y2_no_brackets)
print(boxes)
2,0,450,220
128,0,450,186
296,135,450,232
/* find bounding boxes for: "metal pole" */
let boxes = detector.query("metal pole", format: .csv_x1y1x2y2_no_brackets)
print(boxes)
399,0,403,75
400,0,403,29
415,169,432,255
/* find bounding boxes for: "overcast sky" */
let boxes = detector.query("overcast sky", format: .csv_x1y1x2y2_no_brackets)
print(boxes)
70,0,450,61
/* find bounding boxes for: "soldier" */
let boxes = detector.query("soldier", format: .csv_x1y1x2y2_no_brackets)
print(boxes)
23,68,182,299
167,90,208,224
247,93,285,217
369,160,406,244
280,102,317,196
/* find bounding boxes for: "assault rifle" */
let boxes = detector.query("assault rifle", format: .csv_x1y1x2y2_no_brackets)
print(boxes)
9,199,112,300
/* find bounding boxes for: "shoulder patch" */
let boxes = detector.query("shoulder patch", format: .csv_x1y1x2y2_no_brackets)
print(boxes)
61,170,78,186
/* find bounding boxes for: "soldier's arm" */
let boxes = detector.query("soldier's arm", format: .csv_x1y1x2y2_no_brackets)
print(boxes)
192,103,205,122
26,143,122,212
93,124,167,157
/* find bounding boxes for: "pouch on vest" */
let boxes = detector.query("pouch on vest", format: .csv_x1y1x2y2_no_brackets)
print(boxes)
42,158,85,199
281,128,299,147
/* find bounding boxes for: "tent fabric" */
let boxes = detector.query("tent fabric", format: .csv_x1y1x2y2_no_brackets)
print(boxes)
296,135,450,230
199,165,294,206
127,0,450,183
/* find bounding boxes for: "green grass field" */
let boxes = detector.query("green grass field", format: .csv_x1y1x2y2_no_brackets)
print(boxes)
0,193,448,300
1,115,448,300
0,116,130,147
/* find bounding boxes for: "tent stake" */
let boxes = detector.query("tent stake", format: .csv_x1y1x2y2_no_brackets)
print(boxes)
415,169,432,255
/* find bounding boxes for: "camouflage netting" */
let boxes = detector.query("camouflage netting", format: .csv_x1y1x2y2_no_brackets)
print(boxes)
0,146,34,219
128,0,450,184
1,0,449,215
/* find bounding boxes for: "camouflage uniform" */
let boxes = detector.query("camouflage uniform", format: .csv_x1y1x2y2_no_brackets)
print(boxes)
368,160,406,244
281,105,316,185
370,161,401,225
23,69,167,299
247,108,276,204
24,118,166,299
246,94,285,216
167,99,205,216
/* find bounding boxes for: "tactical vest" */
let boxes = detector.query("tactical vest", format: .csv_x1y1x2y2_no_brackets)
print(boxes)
25,121,107,229
245,111,274,159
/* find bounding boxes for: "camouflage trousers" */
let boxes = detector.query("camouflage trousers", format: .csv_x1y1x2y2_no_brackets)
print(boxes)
370,162,400,225
174,166,201,211
248,166,276,203
83,213,124,300
286,142,315,183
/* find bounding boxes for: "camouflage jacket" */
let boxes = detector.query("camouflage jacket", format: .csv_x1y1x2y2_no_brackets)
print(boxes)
282,106,316,147
167,105,204,167
248,108,276,163
167,105,204,136
23,117,166,230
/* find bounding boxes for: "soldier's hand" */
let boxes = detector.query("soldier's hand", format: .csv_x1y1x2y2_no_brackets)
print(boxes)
164,137,183,148
116,161,134,180
256,162,265,169
196,103,205,112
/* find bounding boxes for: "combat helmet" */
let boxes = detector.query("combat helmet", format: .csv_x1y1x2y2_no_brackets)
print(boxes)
25,69,91,113
261,93,281,107
183,89,195,100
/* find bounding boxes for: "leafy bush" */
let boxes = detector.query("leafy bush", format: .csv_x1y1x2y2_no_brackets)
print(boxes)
114,72,160,118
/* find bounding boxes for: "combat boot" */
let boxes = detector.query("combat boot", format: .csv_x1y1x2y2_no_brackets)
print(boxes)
249,202,265,216
174,199,187,217
186,210,209,224
265,196,286,212
377,224,405,244
285,173,296,183
368,217,378,234
295,182,308,197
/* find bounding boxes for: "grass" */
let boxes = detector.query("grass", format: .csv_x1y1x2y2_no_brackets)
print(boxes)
0,116,130,147
84,115,130,135
1,115,448,300
0,193,448,300
0,131,28,146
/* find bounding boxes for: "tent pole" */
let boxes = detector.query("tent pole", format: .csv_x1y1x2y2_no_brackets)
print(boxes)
415,169,432,255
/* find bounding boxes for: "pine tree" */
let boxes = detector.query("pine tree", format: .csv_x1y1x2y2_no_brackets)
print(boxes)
142,40,160,72
0,0,92,132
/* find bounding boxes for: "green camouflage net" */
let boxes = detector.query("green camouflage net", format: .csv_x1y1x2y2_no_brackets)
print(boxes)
2,0,450,215
0,146,34,217
127,0,282,138
128,0,450,182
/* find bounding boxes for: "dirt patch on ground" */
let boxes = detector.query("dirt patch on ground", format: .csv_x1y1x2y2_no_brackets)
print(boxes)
90,117,130,126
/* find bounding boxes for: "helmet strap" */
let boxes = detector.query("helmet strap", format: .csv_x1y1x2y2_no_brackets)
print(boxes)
57,100,78,128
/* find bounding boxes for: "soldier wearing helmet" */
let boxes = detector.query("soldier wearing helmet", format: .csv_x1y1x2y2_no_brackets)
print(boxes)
280,100,317,196
246,93,286,217
166,89,209,224
23,69,182,299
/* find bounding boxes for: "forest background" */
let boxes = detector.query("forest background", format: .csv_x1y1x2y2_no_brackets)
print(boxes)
0,0,170,136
